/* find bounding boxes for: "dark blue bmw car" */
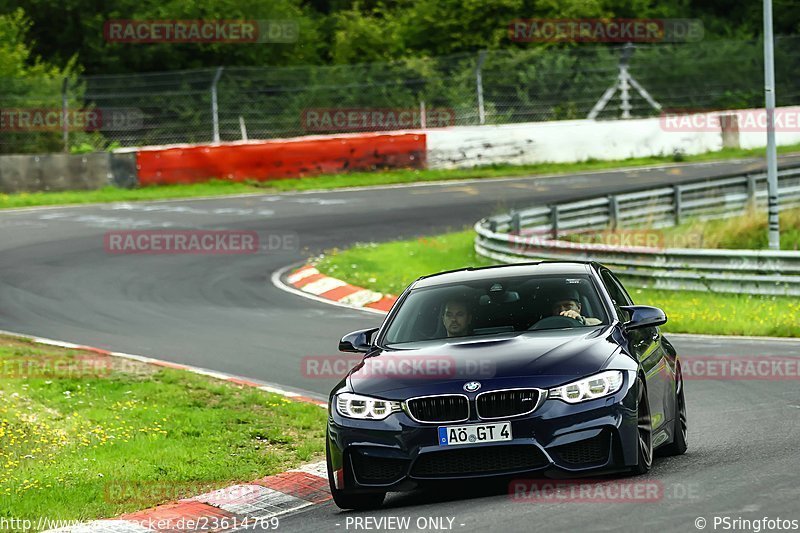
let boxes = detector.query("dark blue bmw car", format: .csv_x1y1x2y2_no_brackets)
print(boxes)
326,262,688,509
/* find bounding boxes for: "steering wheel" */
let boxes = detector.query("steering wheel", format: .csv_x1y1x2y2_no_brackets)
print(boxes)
528,315,584,331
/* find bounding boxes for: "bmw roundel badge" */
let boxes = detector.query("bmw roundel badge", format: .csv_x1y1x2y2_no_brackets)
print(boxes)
463,381,481,392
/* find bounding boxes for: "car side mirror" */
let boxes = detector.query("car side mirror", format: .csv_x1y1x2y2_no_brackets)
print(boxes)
619,305,667,330
338,327,379,353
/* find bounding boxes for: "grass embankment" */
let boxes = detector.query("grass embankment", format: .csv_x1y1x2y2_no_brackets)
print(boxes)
569,207,800,251
0,336,326,525
659,207,800,251
3,142,800,210
314,229,800,338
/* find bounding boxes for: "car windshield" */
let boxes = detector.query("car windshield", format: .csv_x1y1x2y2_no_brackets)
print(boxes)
382,274,608,345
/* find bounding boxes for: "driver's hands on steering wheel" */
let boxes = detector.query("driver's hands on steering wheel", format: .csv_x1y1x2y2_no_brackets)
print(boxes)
559,310,586,324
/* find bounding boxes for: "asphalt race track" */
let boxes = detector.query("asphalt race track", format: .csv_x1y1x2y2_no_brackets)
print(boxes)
2,156,800,532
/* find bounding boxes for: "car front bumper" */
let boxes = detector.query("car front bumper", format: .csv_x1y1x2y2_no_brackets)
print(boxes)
327,377,640,493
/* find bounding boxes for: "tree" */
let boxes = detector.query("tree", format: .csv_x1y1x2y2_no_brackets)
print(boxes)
0,9,86,154
0,0,324,74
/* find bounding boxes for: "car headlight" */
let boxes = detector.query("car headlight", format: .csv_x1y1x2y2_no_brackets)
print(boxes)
335,393,401,420
548,371,624,403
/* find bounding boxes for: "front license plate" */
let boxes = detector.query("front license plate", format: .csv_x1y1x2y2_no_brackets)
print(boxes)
438,422,512,446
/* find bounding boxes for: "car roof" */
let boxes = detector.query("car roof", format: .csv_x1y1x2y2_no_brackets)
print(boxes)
411,261,596,289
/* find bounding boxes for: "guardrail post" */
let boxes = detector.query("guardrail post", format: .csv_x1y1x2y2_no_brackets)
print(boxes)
608,195,619,230
746,174,758,207
673,185,683,226
550,205,559,239
510,210,521,235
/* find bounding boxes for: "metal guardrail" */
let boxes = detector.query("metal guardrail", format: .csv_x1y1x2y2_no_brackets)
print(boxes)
474,164,800,295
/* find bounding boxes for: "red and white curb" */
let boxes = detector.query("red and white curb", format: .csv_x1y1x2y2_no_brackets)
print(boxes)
45,462,329,532
283,265,397,313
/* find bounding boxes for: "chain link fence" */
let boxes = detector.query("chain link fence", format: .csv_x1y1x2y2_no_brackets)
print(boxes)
2,37,800,154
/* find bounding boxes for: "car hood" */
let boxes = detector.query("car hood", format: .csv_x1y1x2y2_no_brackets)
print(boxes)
347,326,624,397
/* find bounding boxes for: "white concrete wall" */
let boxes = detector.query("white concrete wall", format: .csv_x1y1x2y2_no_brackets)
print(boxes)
734,106,800,149
425,106,800,169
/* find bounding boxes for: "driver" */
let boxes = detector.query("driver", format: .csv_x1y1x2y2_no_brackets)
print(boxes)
551,290,602,326
442,299,473,337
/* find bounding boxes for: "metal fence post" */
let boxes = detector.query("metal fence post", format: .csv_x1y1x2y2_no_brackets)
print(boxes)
746,174,758,207
608,195,619,229
510,210,521,235
550,205,559,239
211,67,224,143
673,185,683,226
476,50,487,125
239,116,248,141
61,77,69,153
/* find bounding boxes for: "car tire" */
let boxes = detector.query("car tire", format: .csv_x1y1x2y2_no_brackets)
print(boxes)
326,435,386,510
659,366,688,456
629,376,653,475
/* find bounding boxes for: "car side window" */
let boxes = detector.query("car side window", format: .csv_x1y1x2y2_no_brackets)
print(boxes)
608,271,635,306
600,269,631,323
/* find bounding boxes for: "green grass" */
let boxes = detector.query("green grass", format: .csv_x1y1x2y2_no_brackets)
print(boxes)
567,206,800,251
314,229,800,338
316,230,493,296
3,142,800,210
0,181,259,209
659,206,800,251
0,336,327,526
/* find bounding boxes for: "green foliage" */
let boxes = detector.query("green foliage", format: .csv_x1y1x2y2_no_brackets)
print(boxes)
0,0,323,73
0,9,86,154
68,142,96,154
330,0,524,64
2,0,799,75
